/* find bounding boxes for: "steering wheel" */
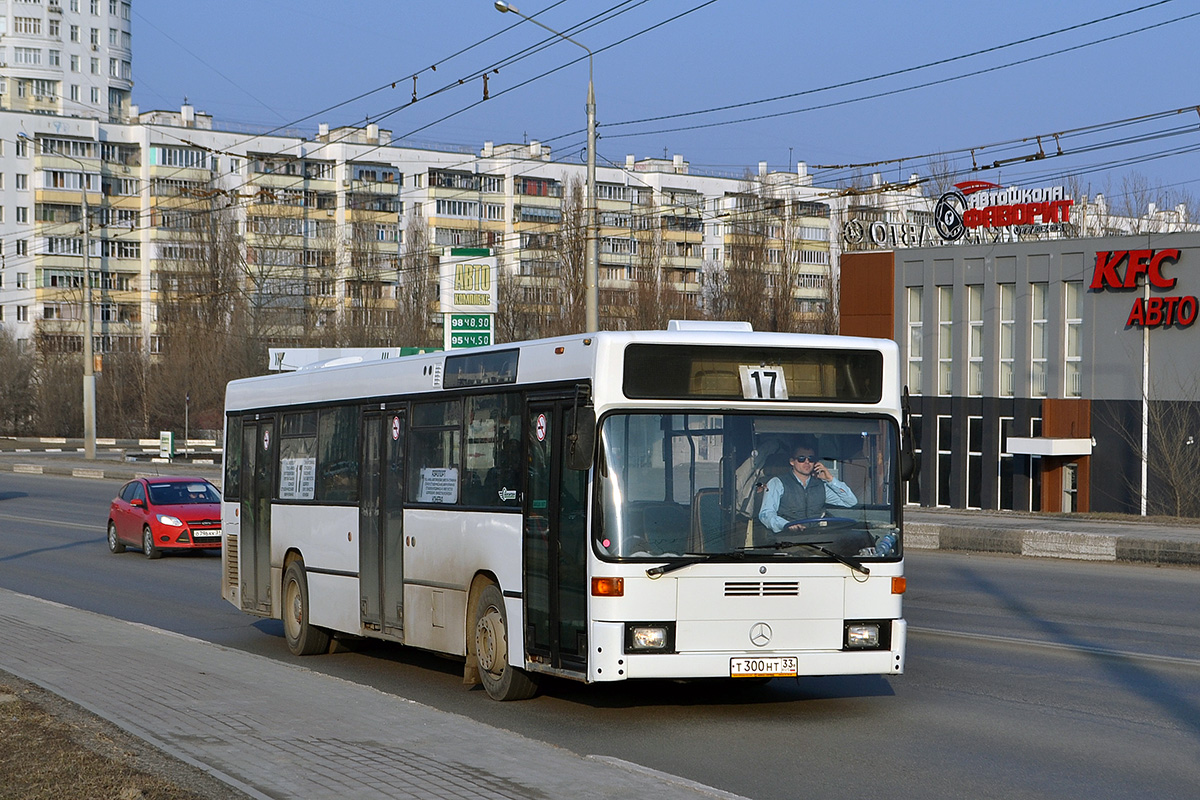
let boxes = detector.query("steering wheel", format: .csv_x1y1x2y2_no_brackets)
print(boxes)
784,516,856,531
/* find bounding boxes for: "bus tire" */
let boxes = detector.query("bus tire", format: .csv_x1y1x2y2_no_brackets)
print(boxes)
283,560,331,656
142,525,161,559
472,583,538,701
107,522,125,554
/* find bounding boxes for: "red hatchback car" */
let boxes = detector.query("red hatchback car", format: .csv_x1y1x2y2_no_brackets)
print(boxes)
107,477,223,559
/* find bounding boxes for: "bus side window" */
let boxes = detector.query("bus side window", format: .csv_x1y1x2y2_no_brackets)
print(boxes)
316,406,359,503
224,415,243,501
462,394,523,507
408,399,462,505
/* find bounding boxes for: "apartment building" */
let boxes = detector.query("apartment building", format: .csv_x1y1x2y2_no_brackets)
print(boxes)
2,101,930,357
0,0,133,122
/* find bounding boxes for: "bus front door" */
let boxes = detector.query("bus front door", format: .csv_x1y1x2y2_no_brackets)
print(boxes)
360,409,406,639
525,399,588,674
239,416,275,615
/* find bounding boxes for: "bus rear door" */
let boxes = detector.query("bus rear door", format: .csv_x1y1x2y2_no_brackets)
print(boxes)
239,416,275,615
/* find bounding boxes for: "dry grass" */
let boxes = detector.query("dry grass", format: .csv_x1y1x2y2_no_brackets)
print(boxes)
0,678,248,800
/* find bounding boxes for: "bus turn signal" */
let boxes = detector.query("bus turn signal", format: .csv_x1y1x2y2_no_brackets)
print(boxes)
592,577,624,596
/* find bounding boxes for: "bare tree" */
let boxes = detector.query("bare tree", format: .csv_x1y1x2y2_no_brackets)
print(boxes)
394,215,440,348
924,153,960,200
0,328,37,434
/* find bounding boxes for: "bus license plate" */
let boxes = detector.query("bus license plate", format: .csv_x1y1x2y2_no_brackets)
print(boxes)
730,656,797,678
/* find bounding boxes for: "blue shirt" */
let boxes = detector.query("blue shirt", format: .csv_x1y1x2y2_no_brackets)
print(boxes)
759,472,857,533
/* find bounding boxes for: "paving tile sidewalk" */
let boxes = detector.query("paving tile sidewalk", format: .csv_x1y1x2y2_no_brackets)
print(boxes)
0,588,745,800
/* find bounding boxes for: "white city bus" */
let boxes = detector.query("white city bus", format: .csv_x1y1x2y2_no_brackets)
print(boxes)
221,322,911,700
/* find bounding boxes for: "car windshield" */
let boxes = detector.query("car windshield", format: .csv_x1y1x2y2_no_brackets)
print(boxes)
147,481,219,505
595,412,900,561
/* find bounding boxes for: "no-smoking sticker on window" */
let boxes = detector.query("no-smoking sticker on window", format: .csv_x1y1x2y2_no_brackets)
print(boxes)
391,416,401,441
536,413,547,442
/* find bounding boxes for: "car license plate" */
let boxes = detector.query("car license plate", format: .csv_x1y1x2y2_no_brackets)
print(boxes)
730,656,797,678
192,529,221,538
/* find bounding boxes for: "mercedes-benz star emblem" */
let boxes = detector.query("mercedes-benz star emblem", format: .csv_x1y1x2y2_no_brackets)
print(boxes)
749,622,772,647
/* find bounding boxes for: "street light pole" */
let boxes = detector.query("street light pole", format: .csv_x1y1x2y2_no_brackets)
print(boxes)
23,133,96,459
494,1,599,332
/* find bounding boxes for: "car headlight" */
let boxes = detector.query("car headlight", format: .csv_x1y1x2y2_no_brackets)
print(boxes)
156,514,184,527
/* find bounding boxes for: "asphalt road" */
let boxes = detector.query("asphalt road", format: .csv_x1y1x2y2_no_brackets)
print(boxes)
2,471,1198,799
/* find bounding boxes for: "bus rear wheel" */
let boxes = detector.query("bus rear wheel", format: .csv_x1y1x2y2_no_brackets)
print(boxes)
473,583,538,701
283,560,331,656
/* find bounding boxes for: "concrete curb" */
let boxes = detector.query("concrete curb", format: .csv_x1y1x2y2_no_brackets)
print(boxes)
906,521,1200,567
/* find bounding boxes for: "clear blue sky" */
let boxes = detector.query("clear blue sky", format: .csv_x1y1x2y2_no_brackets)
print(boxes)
132,1,1200,205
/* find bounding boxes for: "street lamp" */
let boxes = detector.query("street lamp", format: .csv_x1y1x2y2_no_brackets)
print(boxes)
21,133,96,459
494,0,599,332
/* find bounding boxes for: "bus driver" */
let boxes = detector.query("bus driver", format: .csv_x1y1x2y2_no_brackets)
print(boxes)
758,437,857,533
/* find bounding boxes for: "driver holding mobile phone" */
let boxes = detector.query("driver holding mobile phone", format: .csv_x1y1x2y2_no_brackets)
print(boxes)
758,438,857,533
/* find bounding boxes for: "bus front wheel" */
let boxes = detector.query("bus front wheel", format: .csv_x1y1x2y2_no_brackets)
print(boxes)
283,560,331,656
472,583,538,701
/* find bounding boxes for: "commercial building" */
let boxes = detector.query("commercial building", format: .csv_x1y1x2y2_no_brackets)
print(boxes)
841,187,1200,517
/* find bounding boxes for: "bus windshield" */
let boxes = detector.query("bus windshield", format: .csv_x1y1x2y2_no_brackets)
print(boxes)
596,412,899,561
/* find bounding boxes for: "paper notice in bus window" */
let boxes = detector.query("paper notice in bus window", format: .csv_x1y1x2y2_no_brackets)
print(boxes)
279,457,316,500
418,467,459,504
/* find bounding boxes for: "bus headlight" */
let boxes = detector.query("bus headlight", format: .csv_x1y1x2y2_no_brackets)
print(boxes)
624,622,675,653
845,623,881,649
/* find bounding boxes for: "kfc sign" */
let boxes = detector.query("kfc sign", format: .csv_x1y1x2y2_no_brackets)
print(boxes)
1089,248,1197,328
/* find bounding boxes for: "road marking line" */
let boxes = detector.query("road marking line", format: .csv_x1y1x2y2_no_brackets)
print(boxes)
909,625,1200,668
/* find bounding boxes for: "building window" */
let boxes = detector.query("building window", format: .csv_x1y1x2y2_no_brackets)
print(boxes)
91,57,99,74
91,87,100,103
1065,281,1082,398
938,286,953,396
17,306,29,323
14,48,42,66
71,55,80,72
1031,282,1048,398
1029,417,1043,512
16,174,27,190
71,24,80,42
999,417,1014,510
17,273,28,289
968,284,983,396
907,414,922,506
16,207,29,224
967,416,983,509
937,415,953,507
907,286,923,393
999,283,1015,397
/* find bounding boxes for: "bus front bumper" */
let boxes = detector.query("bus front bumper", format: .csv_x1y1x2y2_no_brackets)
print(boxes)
587,619,906,682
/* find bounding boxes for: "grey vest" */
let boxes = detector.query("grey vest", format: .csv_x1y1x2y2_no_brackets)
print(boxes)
777,475,827,521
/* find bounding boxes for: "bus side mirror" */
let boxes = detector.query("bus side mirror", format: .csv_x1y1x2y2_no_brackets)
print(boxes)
900,448,918,482
900,385,918,482
567,409,596,471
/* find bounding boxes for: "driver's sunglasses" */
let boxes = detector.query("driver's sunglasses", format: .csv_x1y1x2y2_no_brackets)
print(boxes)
792,455,815,463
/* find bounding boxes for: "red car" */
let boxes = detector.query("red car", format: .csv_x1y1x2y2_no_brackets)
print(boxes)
107,476,223,559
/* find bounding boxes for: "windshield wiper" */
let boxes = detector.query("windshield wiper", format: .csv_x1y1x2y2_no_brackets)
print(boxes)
744,540,870,576
646,550,745,578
